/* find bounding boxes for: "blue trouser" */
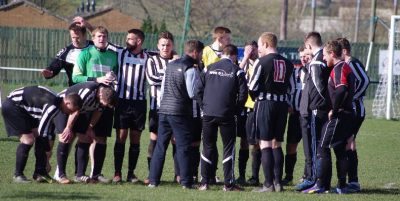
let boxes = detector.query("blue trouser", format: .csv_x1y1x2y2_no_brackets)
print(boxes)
149,114,193,187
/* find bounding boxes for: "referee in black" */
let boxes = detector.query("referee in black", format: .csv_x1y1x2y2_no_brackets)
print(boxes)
195,44,248,191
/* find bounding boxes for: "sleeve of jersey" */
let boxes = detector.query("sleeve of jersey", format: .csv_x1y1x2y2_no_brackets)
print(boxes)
237,70,249,107
46,58,66,78
248,59,261,100
331,66,350,113
72,51,90,83
350,61,370,99
145,57,163,86
194,70,206,109
38,104,59,137
310,63,327,99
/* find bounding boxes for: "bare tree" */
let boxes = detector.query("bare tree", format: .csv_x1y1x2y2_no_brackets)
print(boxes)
280,0,288,40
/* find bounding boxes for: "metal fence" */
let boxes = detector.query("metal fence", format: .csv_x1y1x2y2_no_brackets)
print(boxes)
0,26,387,99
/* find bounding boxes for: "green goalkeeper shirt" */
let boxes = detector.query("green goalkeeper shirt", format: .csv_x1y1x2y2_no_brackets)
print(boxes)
72,46,118,83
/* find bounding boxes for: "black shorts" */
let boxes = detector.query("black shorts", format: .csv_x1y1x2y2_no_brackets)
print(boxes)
255,100,288,142
114,99,147,131
320,111,354,148
148,109,159,133
351,116,365,139
191,117,202,142
1,98,38,137
246,109,257,145
54,108,114,137
286,111,302,144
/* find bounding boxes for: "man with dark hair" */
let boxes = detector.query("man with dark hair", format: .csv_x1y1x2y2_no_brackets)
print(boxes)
249,32,294,193
145,31,180,184
296,31,330,191
148,40,204,189
42,17,94,86
54,82,117,184
282,45,311,186
239,40,260,186
304,40,355,194
195,44,248,191
71,25,118,183
336,37,369,193
106,28,149,183
1,86,82,183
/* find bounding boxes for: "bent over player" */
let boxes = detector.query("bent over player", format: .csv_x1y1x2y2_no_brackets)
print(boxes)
1,86,82,183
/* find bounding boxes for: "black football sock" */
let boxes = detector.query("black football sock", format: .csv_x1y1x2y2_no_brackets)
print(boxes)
76,142,90,177
238,149,249,178
15,143,32,176
113,142,125,175
347,150,359,183
273,147,284,184
34,137,48,175
335,147,348,189
57,142,70,178
92,143,107,178
128,143,140,173
284,153,297,180
261,148,273,187
251,148,261,179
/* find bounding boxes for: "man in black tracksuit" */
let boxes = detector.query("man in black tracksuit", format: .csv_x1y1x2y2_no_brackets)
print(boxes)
296,32,331,191
195,44,248,191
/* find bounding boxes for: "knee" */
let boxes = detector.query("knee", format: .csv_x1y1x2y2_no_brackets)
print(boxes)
20,133,35,145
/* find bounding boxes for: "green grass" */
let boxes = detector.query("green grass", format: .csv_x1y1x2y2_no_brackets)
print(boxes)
0,85,399,200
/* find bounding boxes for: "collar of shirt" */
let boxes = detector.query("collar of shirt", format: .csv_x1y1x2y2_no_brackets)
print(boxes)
313,48,323,57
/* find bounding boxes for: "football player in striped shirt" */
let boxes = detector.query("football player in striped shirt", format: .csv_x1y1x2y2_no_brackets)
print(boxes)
1,86,82,183
54,82,117,184
107,29,149,183
337,38,369,193
282,46,311,186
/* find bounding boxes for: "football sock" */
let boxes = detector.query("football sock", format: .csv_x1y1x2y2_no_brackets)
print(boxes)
238,149,249,178
251,148,261,179
284,153,297,180
191,146,200,179
57,142,70,178
113,142,125,174
92,143,106,178
76,142,90,177
334,146,348,188
34,137,48,175
15,143,32,176
172,144,180,178
347,150,359,183
128,143,140,173
261,147,273,187
273,147,284,184
147,140,156,170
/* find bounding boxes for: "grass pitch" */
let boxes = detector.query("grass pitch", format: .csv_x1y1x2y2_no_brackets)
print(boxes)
0,84,399,201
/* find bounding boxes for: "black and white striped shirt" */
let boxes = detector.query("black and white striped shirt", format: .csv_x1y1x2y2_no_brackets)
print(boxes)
348,57,370,100
289,67,303,111
108,45,148,100
146,54,174,110
59,82,100,114
7,86,62,137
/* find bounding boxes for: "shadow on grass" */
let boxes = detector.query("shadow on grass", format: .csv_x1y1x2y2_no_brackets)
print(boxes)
1,191,100,200
0,137,18,142
361,188,400,195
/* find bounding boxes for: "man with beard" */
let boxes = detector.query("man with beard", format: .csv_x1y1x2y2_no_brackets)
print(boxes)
107,29,149,183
